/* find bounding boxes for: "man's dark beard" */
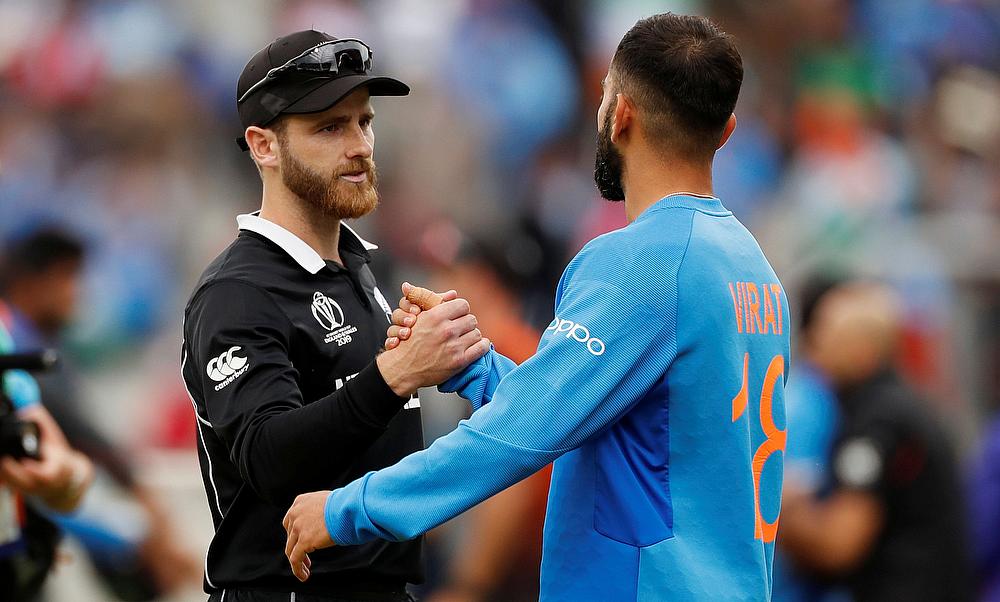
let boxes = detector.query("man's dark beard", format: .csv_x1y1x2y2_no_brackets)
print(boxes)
594,108,625,202
279,140,379,220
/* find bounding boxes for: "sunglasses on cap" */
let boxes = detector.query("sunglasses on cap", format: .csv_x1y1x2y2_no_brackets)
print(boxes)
238,38,374,104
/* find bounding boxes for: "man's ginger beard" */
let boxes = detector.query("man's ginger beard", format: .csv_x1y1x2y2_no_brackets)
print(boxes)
276,131,380,220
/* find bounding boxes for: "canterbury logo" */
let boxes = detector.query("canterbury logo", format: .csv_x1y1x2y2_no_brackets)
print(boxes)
312,292,345,331
207,346,248,382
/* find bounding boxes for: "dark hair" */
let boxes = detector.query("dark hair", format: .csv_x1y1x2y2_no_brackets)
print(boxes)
1,227,86,289
611,13,743,157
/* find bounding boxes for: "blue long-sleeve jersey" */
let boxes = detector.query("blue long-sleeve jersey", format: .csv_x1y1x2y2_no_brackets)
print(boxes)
325,194,791,601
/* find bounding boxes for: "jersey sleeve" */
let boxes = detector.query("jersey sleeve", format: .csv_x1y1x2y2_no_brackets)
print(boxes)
438,346,518,411
324,269,678,545
184,279,409,507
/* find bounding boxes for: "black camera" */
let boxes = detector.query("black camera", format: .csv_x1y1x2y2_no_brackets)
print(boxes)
0,351,57,460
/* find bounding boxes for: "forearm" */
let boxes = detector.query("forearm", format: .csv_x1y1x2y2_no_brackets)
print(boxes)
38,451,93,513
325,419,559,545
47,403,137,488
239,362,409,506
325,279,674,546
779,491,883,574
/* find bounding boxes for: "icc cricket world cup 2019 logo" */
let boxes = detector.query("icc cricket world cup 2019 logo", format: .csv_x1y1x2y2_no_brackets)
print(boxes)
312,292,345,331
312,291,356,346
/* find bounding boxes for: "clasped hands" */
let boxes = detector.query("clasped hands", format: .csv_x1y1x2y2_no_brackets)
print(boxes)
283,282,486,582
374,282,489,399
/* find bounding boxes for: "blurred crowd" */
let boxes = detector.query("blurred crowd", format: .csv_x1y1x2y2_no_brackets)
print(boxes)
0,0,997,600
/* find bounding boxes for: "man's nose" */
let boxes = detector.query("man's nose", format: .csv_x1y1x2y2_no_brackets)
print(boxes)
345,126,373,159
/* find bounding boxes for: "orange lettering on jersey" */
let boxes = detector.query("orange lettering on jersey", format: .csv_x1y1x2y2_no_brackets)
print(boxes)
752,354,787,543
762,284,777,335
731,352,749,421
770,284,783,335
728,283,744,333
741,283,752,333
746,283,761,334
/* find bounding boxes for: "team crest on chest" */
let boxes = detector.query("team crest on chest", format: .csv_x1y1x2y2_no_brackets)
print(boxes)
312,291,357,346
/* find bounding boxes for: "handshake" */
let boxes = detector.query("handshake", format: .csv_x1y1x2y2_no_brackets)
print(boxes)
284,282,489,581
374,282,490,398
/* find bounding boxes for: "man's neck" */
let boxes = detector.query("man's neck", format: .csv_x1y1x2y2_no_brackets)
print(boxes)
622,148,715,222
259,184,342,265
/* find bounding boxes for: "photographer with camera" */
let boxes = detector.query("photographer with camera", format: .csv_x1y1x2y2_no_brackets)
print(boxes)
0,309,93,599
2,227,201,599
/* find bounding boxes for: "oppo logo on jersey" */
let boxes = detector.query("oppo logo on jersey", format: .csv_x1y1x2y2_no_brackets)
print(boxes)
546,318,606,356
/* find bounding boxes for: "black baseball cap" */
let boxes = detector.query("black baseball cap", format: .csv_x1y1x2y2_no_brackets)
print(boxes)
235,29,409,150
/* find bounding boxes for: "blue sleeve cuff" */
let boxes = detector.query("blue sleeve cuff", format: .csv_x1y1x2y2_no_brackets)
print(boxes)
325,472,397,546
440,353,491,410
3,370,41,410
439,346,517,412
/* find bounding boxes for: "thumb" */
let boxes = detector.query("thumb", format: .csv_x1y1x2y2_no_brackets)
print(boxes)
405,285,444,310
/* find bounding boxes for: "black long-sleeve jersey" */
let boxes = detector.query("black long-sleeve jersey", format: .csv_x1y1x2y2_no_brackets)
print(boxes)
181,213,423,597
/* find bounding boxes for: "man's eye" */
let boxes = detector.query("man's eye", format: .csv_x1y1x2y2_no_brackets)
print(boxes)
321,124,339,133
360,118,372,128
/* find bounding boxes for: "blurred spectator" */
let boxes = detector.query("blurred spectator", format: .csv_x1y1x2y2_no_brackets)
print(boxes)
0,227,200,600
779,281,973,602
772,277,844,602
0,302,94,601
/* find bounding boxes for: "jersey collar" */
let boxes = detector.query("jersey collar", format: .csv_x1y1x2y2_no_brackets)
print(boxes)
236,212,378,275
637,193,731,221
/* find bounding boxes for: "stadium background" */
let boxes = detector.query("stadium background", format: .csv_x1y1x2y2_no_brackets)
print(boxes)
0,0,997,600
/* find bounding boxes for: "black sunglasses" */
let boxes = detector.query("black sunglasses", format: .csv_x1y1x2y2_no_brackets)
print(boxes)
238,38,374,104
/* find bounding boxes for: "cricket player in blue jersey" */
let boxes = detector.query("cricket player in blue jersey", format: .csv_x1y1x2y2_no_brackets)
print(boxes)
283,13,791,600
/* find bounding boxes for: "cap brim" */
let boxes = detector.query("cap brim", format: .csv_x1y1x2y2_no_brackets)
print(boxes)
282,74,409,115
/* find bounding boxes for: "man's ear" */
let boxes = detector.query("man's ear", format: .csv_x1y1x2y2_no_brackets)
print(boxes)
245,126,280,170
610,92,635,144
717,114,737,150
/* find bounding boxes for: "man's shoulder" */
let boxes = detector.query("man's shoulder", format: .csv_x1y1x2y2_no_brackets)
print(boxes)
185,234,285,312
567,213,695,291
843,374,946,445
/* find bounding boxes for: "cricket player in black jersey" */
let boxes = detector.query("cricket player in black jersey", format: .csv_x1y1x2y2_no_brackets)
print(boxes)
181,30,489,602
